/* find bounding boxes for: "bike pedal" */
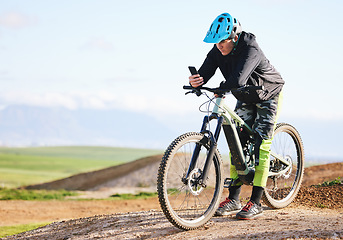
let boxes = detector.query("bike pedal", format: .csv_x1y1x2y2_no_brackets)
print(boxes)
223,178,233,188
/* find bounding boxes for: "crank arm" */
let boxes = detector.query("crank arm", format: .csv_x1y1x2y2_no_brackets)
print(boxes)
270,151,290,167
268,165,291,177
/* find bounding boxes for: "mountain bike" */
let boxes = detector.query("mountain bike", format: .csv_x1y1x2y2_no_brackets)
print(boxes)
157,85,305,230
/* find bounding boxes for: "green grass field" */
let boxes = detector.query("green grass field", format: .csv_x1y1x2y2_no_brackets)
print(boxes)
0,146,163,188
0,222,51,238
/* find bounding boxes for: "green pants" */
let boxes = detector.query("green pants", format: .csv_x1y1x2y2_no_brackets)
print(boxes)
230,92,283,187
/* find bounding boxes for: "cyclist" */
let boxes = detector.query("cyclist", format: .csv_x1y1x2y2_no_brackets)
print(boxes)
189,12,284,220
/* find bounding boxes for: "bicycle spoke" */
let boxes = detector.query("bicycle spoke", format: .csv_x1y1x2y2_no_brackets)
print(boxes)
158,132,223,229
263,123,304,208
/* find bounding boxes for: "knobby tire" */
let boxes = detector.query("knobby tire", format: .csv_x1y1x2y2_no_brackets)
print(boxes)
157,132,224,230
262,123,305,209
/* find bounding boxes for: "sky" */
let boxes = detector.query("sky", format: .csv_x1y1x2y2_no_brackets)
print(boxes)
0,0,343,158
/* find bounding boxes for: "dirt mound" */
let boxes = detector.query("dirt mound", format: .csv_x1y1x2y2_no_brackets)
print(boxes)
288,162,343,210
294,184,343,209
25,154,163,191
302,162,343,186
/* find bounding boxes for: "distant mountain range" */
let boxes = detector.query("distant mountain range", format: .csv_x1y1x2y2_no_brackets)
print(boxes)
0,105,176,148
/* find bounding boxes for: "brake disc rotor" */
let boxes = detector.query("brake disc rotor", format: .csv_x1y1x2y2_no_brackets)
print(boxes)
188,168,204,195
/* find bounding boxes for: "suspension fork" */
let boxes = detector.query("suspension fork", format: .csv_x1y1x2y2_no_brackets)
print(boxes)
184,114,223,186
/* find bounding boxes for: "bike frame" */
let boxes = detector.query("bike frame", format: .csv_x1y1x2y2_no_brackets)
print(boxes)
185,96,291,186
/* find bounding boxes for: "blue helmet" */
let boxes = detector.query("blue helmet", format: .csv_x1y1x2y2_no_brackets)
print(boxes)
203,13,242,43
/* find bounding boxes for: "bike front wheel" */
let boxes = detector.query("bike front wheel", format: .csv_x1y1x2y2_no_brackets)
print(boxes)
262,123,305,209
157,132,224,230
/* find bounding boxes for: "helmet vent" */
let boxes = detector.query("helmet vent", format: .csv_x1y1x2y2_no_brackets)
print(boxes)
216,25,220,33
218,17,224,22
234,18,237,24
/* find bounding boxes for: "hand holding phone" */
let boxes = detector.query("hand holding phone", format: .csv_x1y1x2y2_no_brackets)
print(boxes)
188,66,203,88
188,66,199,76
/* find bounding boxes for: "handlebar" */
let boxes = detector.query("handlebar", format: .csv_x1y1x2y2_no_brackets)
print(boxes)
183,85,264,96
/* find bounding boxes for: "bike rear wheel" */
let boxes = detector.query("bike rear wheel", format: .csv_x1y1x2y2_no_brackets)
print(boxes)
262,123,305,208
157,132,223,230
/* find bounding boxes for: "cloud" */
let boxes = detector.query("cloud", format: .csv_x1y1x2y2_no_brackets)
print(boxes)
258,0,299,4
0,92,78,109
0,91,140,111
0,70,9,76
83,38,114,51
0,12,37,29
0,90,193,117
0,91,120,110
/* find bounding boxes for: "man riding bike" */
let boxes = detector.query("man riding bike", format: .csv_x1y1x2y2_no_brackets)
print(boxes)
189,12,284,220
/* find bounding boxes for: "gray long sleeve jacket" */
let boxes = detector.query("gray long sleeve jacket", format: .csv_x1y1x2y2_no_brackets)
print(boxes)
198,31,284,103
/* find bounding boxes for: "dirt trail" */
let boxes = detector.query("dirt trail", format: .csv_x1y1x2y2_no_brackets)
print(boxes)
0,198,159,227
2,205,343,239
0,162,342,239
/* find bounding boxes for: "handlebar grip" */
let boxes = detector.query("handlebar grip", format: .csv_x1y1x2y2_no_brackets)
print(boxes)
183,85,193,90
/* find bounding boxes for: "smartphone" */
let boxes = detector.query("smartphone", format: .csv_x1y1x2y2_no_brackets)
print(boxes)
188,66,198,75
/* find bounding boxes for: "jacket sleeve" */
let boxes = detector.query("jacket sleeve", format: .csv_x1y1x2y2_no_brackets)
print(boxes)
198,46,218,85
220,44,261,89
